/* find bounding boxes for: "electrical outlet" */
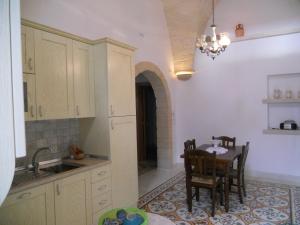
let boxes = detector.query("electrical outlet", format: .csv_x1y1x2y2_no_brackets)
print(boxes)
49,144,58,153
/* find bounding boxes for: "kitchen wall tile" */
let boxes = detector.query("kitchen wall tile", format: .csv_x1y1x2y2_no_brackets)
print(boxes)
16,119,80,167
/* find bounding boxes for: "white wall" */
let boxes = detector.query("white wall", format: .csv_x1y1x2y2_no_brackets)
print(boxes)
209,0,300,41
174,32,300,184
173,0,300,184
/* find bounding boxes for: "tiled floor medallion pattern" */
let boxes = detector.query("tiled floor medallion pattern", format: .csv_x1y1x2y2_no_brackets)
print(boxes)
139,173,299,225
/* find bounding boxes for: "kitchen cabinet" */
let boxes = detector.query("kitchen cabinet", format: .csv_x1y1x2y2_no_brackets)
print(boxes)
54,172,92,225
107,44,136,117
35,30,74,120
23,73,36,121
80,39,138,208
0,183,55,225
73,41,95,118
109,116,138,208
21,24,96,120
21,25,35,74
91,165,112,225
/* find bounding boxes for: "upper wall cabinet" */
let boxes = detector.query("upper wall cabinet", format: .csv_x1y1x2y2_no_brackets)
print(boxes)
107,44,136,117
73,41,95,118
21,25,35,74
34,30,74,120
21,23,96,121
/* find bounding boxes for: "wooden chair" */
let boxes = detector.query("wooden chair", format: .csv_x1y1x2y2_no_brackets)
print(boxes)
184,149,223,216
212,136,236,148
229,142,250,203
184,139,196,150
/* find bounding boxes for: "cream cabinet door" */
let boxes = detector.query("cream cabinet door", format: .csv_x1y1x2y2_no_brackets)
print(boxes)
73,41,95,118
109,116,138,208
35,30,74,120
23,73,36,121
21,25,35,74
107,45,135,117
0,183,55,225
54,172,92,225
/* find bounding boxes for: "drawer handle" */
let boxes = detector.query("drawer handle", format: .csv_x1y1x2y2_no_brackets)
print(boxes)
98,185,107,192
17,192,31,200
98,199,107,206
97,171,106,176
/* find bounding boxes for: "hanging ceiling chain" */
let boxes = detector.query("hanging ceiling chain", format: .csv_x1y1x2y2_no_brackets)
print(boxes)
212,0,215,25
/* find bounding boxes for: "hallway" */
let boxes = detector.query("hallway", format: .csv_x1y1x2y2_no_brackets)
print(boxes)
138,163,184,197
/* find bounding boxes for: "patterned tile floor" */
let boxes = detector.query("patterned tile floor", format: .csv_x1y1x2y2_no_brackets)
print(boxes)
138,172,300,225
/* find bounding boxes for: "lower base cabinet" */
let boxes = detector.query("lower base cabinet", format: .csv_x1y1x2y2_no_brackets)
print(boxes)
54,172,92,225
0,183,55,225
0,163,111,225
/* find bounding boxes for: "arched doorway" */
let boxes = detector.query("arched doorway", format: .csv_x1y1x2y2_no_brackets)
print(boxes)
135,62,173,170
136,74,157,175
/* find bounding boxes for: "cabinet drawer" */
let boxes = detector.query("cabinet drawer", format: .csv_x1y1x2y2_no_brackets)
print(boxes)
92,191,111,213
92,178,111,196
92,205,112,225
91,165,110,183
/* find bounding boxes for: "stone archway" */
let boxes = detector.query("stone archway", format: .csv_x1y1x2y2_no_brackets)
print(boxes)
135,62,173,169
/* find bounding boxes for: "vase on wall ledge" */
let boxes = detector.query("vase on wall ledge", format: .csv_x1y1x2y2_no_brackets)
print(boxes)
273,89,282,99
285,90,293,99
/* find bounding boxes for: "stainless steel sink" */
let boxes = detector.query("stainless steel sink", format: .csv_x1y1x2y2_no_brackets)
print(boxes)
12,161,84,188
40,163,82,174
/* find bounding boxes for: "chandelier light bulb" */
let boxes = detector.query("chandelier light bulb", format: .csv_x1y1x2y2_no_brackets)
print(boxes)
219,33,231,46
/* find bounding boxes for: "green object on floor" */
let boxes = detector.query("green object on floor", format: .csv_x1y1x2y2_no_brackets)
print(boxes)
98,208,148,225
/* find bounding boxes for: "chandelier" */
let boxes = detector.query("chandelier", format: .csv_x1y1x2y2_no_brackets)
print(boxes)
196,0,230,60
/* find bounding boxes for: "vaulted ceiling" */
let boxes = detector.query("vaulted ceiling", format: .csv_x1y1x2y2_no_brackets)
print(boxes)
161,0,218,73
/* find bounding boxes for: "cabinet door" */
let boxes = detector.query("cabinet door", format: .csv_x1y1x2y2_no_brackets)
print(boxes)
109,116,138,208
107,45,135,117
54,172,91,225
73,41,95,118
35,30,74,120
23,73,36,121
21,25,35,74
0,183,55,225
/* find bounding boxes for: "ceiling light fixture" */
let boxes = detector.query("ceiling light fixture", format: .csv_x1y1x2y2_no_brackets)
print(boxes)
196,0,230,60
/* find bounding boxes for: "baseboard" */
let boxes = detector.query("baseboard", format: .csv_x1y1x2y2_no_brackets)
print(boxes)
246,169,300,186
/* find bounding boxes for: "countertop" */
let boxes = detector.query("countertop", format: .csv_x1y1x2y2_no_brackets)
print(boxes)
9,158,111,195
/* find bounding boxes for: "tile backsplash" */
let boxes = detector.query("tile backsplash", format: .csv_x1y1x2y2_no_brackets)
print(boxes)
16,119,80,167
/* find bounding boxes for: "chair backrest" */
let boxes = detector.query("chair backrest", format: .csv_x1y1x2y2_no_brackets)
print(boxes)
184,139,196,150
184,149,217,183
212,136,236,148
238,142,249,173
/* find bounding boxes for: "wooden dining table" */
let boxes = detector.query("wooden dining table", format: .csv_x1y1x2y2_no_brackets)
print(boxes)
180,144,243,212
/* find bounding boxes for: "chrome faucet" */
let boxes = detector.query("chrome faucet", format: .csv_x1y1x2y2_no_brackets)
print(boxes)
32,147,51,173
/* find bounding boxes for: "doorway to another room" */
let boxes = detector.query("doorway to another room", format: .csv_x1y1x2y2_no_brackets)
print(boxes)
136,75,157,175
135,62,183,197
